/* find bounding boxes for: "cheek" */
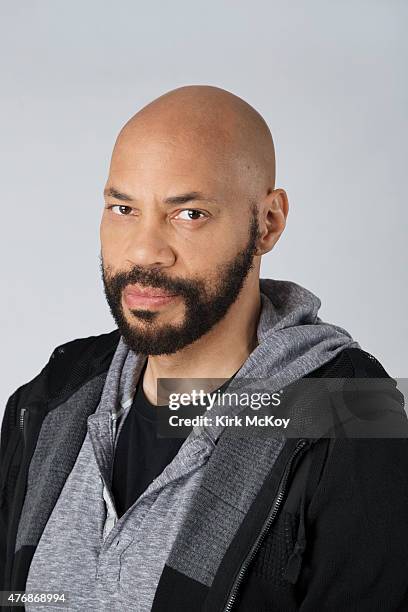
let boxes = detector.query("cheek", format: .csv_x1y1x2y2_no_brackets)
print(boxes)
100,247,123,279
100,219,126,260
180,235,241,272
100,215,119,242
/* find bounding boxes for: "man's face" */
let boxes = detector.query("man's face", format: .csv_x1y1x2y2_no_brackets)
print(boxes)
100,131,261,356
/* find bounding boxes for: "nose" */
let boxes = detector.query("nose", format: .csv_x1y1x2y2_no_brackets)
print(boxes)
123,219,176,269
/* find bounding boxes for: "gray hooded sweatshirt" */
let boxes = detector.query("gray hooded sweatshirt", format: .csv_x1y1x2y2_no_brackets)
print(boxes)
22,279,359,611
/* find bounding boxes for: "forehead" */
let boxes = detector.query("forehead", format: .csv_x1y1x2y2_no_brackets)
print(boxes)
108,127,242,196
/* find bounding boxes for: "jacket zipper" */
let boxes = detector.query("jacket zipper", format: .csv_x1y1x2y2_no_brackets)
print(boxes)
0,425,23,505
19,408,27,443
223,439,309,612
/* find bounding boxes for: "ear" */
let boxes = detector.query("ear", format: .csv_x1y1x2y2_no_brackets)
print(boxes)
255,188,289,256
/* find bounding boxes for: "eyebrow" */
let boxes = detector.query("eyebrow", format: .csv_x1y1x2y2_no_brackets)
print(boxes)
103,187,217,206
104,187,134,202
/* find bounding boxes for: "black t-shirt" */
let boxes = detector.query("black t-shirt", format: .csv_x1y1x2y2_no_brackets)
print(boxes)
111,363,237,518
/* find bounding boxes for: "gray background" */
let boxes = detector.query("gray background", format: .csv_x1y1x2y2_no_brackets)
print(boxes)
1,1,407,418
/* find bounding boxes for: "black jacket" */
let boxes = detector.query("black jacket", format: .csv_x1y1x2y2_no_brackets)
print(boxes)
1,330,408,611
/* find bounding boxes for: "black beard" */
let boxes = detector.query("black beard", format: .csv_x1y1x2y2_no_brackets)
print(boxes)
100,204,261,356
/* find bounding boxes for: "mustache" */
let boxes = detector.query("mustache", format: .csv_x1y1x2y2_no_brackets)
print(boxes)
99,257,202,297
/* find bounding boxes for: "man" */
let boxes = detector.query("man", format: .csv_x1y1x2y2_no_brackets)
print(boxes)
1,85,407,611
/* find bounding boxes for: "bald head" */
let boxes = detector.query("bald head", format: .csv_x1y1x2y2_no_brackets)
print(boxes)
111,85,275,197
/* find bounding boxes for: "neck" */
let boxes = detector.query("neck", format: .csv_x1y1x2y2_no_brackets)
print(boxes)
142,280,262,405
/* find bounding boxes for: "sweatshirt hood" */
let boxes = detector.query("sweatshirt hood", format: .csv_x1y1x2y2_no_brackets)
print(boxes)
235,277,360,382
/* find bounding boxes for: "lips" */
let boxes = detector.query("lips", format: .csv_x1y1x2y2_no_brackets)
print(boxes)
124,285,176,298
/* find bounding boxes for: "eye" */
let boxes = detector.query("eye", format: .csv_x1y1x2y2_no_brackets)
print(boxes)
175,209,207,221
108,205,133,216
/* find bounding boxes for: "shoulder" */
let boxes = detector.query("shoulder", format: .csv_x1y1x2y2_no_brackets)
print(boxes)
308,346,392,379
30,327,120,387
1,329,121,436
37,328,121,396
308,347,406,436
48,328,121,370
